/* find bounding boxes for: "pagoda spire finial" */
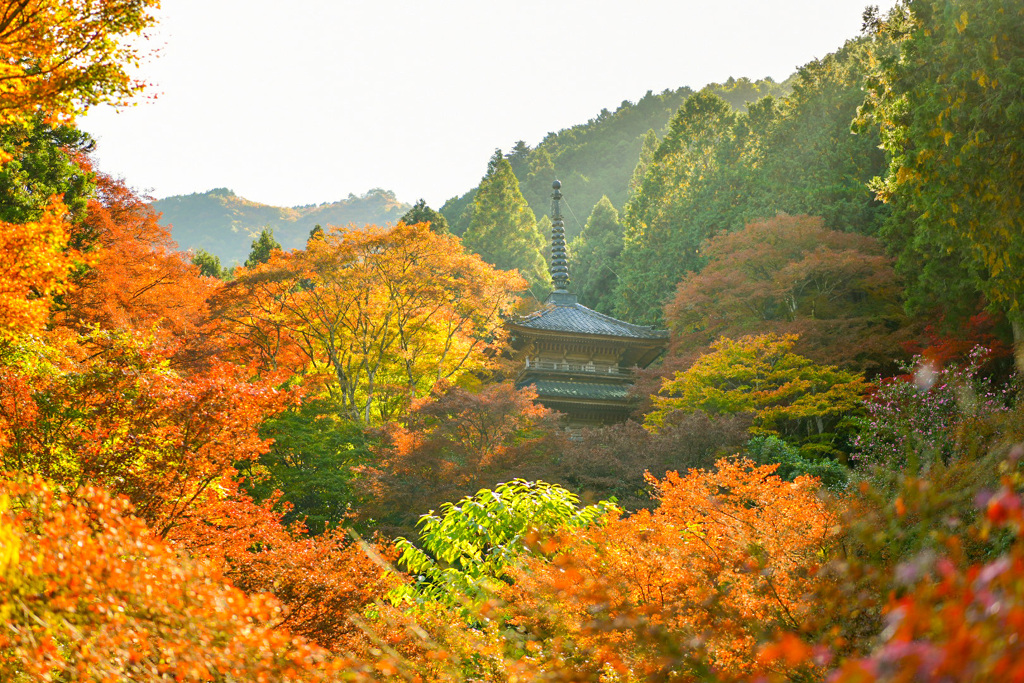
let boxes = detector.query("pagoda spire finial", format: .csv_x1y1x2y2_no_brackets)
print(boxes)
550,180,569,292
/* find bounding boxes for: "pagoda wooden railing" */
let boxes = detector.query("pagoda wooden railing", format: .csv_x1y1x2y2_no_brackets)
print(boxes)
523,359,633,377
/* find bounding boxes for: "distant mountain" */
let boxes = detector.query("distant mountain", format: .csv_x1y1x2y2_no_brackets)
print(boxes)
154,188,410,265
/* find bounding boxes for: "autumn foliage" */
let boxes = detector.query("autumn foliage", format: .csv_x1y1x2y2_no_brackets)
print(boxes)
0,475,364,682
0,0,159,126
57,171,217,346
503,459,841,680
665,214,909,371
212,222,525,423
0,199,80,337
357,382,561,536
3,0,1024,678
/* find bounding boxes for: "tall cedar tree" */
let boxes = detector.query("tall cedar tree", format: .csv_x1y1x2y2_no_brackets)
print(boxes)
461,150,548,299
244,226,281,268
400,198,449,233
858,0,1024,370
0,117,94,226
615,91,739,323
569,195,624,315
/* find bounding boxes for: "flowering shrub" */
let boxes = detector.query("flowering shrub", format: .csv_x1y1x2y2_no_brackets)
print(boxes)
852,347,1017,473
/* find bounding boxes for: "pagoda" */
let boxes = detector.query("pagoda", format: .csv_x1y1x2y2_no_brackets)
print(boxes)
507,181,668,425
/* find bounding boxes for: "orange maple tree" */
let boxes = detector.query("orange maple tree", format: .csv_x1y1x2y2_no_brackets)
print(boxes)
0,0,159,127
0,474,380,681
212,221,525,423
503,458,841,680
0,198,81,337
57,170,217,347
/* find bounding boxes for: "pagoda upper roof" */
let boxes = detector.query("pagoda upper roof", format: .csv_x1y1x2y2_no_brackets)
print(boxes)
510,293,669,341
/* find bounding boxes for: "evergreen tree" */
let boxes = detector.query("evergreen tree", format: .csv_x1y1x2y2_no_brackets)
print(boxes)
613,40,889,325
244,227,281,269
400,199,449,234
859,0,1024,369
307,224,324,244
614,91,739,324
0,117,95,229
462,150,547,299
628,129,659,197
191,248,227,279
439,190,475,237
505,140,531,179
570,196,623,315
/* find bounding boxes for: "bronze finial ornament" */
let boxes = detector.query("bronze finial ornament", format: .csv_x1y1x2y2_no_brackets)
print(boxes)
550,180,569,292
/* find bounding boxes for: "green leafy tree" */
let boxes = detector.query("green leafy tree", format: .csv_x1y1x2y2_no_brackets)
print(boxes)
461,150,547,298
241,396,375,533
0,118,94,227
646,333,868,458
569,196,623,315
243,227,281,269
191,248,228,279
744,435,849,491
614,42,889,325
857,0,1024,370
391,480,618,610
400,198,449,234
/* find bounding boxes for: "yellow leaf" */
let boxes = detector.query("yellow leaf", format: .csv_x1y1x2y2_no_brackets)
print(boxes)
955,11,968,33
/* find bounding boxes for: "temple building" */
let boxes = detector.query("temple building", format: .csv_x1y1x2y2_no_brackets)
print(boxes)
507,181,668,425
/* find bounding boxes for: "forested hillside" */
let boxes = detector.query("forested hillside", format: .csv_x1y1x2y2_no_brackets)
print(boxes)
154,187,409,264
615,37,889,324
441,77,790,241
4,0,1024,681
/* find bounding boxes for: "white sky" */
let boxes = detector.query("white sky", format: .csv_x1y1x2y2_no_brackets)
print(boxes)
80,0,899,209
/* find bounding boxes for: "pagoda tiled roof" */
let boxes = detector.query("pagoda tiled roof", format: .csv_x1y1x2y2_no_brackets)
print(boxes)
527,378,632,401
512,298,669,341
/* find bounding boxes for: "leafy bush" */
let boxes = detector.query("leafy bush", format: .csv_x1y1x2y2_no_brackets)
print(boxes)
392,480,617,612
745,435,849,492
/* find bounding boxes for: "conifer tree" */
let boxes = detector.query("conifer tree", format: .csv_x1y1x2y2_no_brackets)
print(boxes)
570,196,623,314
628,129,658,197
191,248,227,279
462,150,547,298
244,227,281,269
400,199,449,234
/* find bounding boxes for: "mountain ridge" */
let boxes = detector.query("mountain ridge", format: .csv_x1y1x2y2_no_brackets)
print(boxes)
154,187,411,265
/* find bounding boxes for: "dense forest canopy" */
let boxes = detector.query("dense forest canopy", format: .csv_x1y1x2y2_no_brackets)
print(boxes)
3,0,1024,680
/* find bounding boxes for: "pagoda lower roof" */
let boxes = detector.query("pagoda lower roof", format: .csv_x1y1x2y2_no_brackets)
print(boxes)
511,294,668,341
526,378,632,402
